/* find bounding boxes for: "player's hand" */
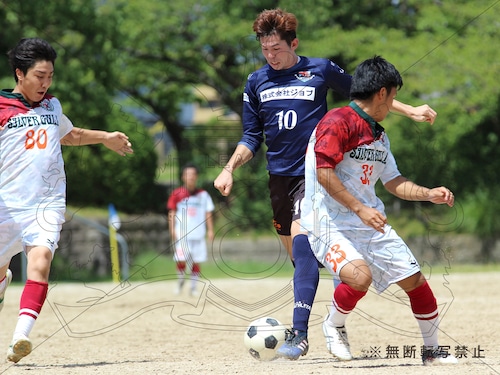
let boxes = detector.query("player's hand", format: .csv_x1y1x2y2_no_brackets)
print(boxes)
103,132,134,156
358,206,387,233
428,186,454,207
408,104,437,125
214,169,234,196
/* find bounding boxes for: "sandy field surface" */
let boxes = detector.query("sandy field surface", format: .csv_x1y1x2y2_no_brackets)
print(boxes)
0,269,498,375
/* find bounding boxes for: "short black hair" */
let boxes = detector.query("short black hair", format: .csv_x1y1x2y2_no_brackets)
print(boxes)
7,38,57,82
181,163,199,175
350,55,403,100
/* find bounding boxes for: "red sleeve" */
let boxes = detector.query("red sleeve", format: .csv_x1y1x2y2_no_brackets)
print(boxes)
314,107,352,169
167,187,190,211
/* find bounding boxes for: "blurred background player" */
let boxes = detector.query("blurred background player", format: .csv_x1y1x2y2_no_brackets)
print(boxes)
302,55,458,366
0,37,134,363
168,163,214,296
214,8,438,360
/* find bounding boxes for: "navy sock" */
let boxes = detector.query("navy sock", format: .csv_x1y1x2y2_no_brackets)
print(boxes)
292,234,319,333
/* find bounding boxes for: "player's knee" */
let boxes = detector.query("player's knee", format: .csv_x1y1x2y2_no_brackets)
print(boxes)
292,234,313,261
340,262,371,292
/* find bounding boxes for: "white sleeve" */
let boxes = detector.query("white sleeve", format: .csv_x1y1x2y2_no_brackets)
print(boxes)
59,114,74,139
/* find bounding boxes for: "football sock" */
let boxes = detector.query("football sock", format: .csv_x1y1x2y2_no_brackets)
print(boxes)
406,281,439,347
291,234,319,333
328,282,366,327
176,262,186,285
191,263,200,290
14,280,48,339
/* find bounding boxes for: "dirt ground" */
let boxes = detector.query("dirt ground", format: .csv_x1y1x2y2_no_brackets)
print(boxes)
0,269,498,375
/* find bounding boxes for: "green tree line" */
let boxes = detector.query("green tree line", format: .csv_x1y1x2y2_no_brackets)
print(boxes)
1,0,499,255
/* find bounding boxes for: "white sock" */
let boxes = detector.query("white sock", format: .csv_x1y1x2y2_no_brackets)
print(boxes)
191,273,199,291
417,316,439,347
327,298,349,327
13,315,36,340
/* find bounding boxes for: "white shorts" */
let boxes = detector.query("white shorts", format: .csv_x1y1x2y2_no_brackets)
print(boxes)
0,208,64,267
173,238,207,264
309,224,420,293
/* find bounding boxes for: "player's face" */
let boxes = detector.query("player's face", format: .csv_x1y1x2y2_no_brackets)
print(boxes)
14,60,54,106
260,35,298,71
182,167,198,191
373,87,398,122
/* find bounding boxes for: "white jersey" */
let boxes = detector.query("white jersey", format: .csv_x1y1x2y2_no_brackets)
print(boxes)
301,104,420,293
0,92,72,211
0,91,73,263
302,105,400,233
167,187,215,240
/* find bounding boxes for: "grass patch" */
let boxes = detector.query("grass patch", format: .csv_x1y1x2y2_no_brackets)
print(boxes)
127,250,294,281
127,250,500,282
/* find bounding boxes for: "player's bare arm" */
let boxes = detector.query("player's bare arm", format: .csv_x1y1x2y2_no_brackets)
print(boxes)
61,127,133,156
384,176,454,207
168,210,176,243
214,144,254,196
317,167,387,233
206,212,214,242
391,100,437,125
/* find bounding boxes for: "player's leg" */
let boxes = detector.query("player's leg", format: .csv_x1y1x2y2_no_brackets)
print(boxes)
276,177,318,360
276,229,318,359
313,230,369,361
0,263,12,313
0,221,25,315
7,245,52,363
370,227,457,366
7,210,62,363
323,257,369,361
174,261,186,294
189,239,207,296
398,272,458,366
174,241,187,295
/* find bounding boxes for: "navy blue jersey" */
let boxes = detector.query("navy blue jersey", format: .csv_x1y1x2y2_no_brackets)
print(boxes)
240,56,352,176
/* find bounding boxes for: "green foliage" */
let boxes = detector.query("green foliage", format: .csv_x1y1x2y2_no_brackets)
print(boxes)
64,105,161,213
0,1,160,214
2,0,500,241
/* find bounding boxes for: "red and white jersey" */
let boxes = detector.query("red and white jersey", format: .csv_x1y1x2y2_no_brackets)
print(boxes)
0,91,72,211
167,187,215,240
302,103,401,232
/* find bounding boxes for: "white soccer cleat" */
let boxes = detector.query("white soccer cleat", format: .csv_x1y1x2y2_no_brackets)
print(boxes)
422,346,459,366
322,315,352,361
0,269,12,313
7,335,32,363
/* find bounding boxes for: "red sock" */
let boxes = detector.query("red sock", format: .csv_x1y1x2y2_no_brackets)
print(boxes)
191,263,200,274
406,281,438,320
333,282,367,314
176,262,186,273
19,280,48,319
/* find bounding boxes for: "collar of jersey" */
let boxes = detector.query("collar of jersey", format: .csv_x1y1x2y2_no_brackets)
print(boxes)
349,101,385,139
1,89,32,108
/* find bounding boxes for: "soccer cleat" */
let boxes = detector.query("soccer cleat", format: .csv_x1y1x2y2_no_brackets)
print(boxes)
322,315,352,361
275,329,309,360
0,269,12,313
7,335,32,363
422,346,458,366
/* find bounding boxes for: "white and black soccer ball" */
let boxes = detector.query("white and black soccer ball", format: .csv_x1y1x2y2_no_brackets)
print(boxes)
243,317,286,361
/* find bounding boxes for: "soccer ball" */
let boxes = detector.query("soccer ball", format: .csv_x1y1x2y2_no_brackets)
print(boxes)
244,316,287,361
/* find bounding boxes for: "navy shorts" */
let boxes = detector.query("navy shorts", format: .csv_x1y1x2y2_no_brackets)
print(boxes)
268,174,305,236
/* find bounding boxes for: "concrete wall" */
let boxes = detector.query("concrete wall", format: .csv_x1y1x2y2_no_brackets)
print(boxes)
49,214,500,279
